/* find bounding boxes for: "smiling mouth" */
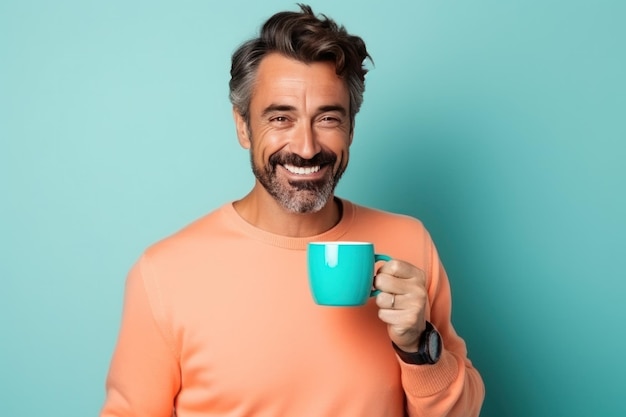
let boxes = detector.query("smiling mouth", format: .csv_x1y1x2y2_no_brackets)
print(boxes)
283,164,321,175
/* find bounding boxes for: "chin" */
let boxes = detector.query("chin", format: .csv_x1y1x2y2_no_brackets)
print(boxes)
279,193,330,214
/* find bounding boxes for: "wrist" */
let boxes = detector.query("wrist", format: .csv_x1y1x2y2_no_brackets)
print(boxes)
392,321,442,365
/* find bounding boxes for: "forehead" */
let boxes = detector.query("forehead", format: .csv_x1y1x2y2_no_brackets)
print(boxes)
250,53,350,110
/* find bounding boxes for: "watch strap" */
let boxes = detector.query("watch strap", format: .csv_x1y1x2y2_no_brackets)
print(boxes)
392,321,440,365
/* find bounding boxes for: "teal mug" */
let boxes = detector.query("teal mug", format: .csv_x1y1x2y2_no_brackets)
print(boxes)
307,241,391,306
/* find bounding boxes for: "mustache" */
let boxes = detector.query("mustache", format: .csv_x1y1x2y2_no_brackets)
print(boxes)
268,150,337,169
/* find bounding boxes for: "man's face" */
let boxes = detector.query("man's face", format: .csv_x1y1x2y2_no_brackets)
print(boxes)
234,53,353,214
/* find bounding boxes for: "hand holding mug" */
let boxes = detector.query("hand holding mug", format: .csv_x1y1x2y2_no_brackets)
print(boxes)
374,258,428,353
307,241,428,351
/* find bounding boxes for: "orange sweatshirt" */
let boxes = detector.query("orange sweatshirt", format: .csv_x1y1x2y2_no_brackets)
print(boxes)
101,199,484,417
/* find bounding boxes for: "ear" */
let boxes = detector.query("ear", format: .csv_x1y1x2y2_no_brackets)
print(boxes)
233,107,251,149
349,126,354,146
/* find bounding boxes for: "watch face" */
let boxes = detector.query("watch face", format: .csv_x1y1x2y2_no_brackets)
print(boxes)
428,333,442,361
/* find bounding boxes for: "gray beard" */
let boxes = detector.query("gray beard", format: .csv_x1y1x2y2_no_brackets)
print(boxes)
250,152,345,214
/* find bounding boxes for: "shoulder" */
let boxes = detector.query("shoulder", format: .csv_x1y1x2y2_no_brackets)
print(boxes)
342,199,436,266
349,201,429,237
142,203,230,263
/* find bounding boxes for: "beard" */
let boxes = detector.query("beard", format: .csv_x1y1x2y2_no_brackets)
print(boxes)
250,148,346,214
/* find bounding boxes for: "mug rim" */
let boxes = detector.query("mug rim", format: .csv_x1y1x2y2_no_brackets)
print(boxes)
308,241,373,245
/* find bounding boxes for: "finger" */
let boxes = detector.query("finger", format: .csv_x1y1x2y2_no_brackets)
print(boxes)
374,272,421,295
380,264,425,285
376,259,410,276
375,291,398,310
377,259,426,284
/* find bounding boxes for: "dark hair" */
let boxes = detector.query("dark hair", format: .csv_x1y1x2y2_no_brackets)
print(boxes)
229,4,372,126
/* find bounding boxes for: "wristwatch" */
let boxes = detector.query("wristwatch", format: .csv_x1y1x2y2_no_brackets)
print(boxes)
392,321,442,365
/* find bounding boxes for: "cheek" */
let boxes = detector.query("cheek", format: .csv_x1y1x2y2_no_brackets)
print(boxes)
252,129,290,159
339,149,349,170
336,139,351,165
248,134,273,164
327,146,349,177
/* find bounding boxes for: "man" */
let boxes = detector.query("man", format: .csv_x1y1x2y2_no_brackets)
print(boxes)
101,5,484,417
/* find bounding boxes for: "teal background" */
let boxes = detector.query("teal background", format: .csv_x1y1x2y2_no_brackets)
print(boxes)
1,1,624,416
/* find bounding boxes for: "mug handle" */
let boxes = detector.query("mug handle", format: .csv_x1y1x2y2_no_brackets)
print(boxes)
371,253,392,297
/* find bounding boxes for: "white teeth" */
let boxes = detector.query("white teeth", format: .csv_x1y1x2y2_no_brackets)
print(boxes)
283,164,321,175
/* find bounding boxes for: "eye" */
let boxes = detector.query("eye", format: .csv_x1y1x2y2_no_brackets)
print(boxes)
269,115,292,125
318,115,343,126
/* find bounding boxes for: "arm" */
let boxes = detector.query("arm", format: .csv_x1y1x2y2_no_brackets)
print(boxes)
375,240,484,416
399,256,484,417
100,256,181,417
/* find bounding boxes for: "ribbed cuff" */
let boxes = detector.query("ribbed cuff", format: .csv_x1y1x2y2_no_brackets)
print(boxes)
397,350,459,397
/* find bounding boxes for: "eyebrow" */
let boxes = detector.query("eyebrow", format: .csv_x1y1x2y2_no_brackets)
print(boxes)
261,104,348,117
318,105,348,116
261,104,297,117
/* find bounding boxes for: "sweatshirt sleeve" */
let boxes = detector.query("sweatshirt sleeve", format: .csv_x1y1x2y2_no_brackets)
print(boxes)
100,256,181,417
401,234,485,417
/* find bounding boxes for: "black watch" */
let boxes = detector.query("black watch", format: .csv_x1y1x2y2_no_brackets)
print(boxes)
392,321,442,365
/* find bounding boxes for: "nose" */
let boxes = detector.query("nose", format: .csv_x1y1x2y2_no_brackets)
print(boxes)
288,121,321,160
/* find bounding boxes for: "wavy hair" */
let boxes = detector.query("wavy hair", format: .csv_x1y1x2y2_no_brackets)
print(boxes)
229,4,372,127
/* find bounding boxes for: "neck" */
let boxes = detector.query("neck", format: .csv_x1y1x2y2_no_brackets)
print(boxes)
233,185,342,237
